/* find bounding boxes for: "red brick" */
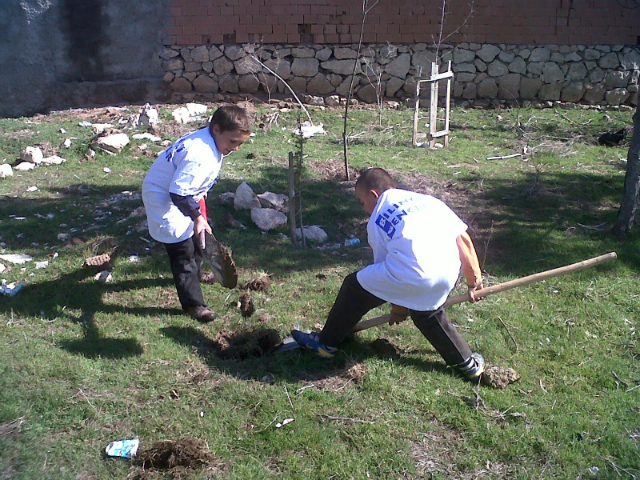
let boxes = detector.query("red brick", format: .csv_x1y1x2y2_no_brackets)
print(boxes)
270,33,288,43
310,24,323,34
303,14,317,23
238,14,252,24
287,33,301,42
325,33,339,43
290,14,303,23
236,32,249,42
314,34,325,43
285,23,298,34
272,23,286,34
324,24,336,34
170,6,181,16
206,5,220,15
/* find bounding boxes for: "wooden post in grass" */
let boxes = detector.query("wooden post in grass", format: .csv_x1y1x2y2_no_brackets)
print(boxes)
288,152,298,246
412,61,453,148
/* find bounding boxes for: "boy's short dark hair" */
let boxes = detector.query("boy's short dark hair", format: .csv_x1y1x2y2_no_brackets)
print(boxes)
356,167,396,192
210,105,252,134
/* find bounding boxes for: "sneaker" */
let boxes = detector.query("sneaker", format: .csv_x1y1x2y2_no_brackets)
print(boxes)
200,273,218,284
184,305,217,323
291,330,337,358
458,352,485,381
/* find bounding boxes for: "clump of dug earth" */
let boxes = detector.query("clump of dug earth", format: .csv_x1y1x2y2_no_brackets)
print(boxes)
212,327,281,359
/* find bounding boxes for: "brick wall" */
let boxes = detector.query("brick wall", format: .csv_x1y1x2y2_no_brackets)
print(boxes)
167,0,640,47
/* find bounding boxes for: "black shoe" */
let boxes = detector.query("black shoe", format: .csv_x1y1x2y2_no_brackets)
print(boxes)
185,305,217,323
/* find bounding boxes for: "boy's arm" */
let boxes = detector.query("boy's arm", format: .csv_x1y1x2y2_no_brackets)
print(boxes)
456,232,484,302
169,193,212,236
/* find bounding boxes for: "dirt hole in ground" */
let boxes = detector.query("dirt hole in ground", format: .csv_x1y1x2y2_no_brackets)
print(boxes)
134,437,214,474
212,327,281,359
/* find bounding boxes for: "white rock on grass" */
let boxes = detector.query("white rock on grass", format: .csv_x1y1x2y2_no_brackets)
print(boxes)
0,164,13,177
172,106,190,124
14,162,35,171
21,146,43,164
296,225,328,243
251,207,287,231
234,182,261,210
186,103,208,116
0,253,33,264
258,192,288,211
41,155,66,165
93,133,130,154
139,104,159,125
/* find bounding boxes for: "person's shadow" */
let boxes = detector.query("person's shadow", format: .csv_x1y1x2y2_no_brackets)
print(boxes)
1,265,177,359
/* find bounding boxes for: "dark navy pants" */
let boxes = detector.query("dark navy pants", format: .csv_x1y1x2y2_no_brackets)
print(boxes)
164,235,205,309
320,272,473,366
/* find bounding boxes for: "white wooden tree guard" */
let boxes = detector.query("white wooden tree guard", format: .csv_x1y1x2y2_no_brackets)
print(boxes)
412,61,454,148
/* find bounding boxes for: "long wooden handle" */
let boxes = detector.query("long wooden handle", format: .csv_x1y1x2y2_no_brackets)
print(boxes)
351,252,617,333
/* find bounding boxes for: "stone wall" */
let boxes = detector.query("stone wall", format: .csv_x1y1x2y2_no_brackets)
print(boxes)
161,43,640,107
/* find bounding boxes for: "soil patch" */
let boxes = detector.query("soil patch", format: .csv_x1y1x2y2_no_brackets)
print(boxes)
481,363,521,389
212,327,281,359
242,273,272,291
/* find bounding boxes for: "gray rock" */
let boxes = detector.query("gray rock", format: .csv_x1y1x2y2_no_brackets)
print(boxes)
598,53,620,69
590,67,606,83
454,49,475,63
605,88,629,105
218,74,239,93
620,49,640,70
292,47,315,58
193,75,218,93
289,77,307,93
170,77,192,92
584,49,601,61
386,76,405,97
21,146,43,164
316,47,332,61
583,84,606,104
235,182,261,210
561,82,585,102
541,62,565,83
224,45,245,61
519,48,531,60
307,73,335,95
322,59,359,76
567,62,587,80
413,50,437,75
487,60,508,77
209,45,223,61
474,58,487,72
477,44,500,63
251,208,287,231
93,133,130,154
454,63,476,73
334,47,358,59
191,45,209,63
508,56,527,74
235,57,262,75
565,52,582,62
296,225,327,243
238,74,260,93
499,50,515,63
379,44,398,60
477,77,498,98
292,58,319,77
159,48,179,60
529,47,551,62
357,84,378,103
498,74,521,100
325,95,340,107
386,53,411,78
462,82,477,99
528,62,544,75
184,62,201,73
538,82,562,101
258,192,288,211
264,58,291,79
213,57,234,76
456,72,476,83
550,52,565,63
202,62,213,73
180,47,192,62
605,70,631,89
163,58,183,71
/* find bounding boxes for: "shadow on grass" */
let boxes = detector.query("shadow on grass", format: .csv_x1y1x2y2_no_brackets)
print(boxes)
160,325,451,383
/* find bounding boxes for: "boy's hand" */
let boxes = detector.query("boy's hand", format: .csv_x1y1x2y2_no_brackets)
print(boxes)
389,304,409,325
467,283,485,303
193,215,213,237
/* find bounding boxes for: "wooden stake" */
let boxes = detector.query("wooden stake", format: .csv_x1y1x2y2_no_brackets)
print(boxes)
288,152,297,246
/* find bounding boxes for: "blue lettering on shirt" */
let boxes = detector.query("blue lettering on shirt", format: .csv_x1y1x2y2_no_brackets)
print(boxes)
163,138,187,163
374,196,427,239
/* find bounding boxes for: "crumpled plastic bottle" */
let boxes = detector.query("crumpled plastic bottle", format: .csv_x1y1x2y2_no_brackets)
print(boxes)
105,438,139,458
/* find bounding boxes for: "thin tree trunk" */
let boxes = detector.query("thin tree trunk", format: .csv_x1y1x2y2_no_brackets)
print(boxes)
612,105,640,236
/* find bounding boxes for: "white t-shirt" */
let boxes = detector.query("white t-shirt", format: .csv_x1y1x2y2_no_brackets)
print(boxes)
356,189,468,311
142,127,222,244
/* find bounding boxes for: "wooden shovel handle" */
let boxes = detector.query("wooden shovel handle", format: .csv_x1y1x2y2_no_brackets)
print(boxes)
351,252,617,333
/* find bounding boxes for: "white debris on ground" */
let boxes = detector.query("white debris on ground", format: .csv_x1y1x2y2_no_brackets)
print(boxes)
296,225,328,243
93,132,130,154
234,182,262,210
0,164,13,177
251,207,288,231
294,121,326,138
0,254,33,264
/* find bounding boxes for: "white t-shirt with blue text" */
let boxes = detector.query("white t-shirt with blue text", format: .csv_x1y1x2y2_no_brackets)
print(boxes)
142,127,222,244
356,189,468,310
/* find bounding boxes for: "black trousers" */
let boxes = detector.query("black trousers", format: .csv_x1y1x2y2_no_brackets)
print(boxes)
320,272,473,366
164,236,205,309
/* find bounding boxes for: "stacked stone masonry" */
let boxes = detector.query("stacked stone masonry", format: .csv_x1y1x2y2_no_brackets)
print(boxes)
160,43,639,107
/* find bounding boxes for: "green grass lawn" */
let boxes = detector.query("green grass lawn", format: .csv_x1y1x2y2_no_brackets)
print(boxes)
0,101,638,479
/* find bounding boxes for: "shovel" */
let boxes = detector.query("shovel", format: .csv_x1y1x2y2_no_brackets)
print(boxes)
275,252,617,353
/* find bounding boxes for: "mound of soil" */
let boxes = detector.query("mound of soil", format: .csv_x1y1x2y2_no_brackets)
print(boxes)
481,364,521,389
242,274,272,292
212,327,281,359
136,437,212,470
